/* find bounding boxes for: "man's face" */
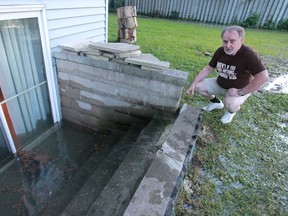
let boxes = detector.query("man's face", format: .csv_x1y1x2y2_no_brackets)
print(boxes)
222,30,243,56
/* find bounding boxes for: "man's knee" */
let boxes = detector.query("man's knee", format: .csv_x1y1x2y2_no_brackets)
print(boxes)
224,97,242,113
195,81,207,93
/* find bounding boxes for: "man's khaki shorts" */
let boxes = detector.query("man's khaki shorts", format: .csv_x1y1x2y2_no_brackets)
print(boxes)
203,78,250,101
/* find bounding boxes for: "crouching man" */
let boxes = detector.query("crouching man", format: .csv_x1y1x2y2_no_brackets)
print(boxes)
185,26,269,124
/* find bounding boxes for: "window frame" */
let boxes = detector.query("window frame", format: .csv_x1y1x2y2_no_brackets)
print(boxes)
0,5,60,153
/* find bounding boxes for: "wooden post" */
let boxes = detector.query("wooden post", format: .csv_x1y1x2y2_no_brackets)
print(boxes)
117,6,137,43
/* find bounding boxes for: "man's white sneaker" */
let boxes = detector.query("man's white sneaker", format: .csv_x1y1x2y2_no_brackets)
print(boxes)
203,101,224,111
221,111,236,124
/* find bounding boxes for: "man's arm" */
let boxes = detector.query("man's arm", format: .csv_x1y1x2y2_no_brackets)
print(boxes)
185,65,214,95
228,70,269,96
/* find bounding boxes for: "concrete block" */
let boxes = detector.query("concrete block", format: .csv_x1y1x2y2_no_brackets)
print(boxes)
60,95,73,108
58,72,69,83
90,81,117,96
125,54,170,70
62,107,81,123
77,65,121,86
54,51,67,60
115,71,132,86
80,113,113,131
77,63,96,77
81,47,103,56
119,64,152,80
69,74,93,89
67,53,92,66
90,58,121,72
102,52,116,58
111,58,128,64
117,50,141,58
87,55,110,61
130,76,150,92
58,39,91,52
128,90,148,106
59,84,80,99
60,49,80,56
147,95,179,109
141,65,162,72
80,90,131,108
162,84,183,100
148,79,164,95
56,59,79,74
89,42,140,54
77,100,92,111
160,69,188,86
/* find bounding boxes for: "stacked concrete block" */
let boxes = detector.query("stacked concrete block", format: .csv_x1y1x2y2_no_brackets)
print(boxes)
117,6,138,43
54,41,187,130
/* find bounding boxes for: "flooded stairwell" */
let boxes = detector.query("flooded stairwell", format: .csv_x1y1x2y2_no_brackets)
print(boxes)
0,41,202,216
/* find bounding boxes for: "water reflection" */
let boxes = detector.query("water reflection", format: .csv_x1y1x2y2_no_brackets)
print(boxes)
0,120,115,215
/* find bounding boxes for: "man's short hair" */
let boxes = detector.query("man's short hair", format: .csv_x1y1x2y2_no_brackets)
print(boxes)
221,26,245,38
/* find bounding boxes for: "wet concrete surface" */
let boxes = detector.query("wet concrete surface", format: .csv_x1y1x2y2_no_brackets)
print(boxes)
0,105,202,216
0,120,144,216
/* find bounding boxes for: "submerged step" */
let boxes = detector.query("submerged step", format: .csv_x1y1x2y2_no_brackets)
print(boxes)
41,128,130,216
56,124,146,216
85,113,175,216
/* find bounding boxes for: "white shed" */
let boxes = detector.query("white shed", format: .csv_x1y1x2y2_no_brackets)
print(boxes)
0,0,108,159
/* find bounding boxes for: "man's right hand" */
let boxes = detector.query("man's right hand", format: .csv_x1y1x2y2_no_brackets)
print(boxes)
185,83,196,95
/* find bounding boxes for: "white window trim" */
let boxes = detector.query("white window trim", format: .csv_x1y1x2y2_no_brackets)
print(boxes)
0,5,44,13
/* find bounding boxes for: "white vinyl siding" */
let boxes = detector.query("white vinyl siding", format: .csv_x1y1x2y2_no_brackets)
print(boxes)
0,0,108,122
0,0,108,51
45,0,107,50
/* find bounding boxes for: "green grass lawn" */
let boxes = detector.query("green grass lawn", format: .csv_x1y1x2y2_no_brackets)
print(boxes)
109,14,288,215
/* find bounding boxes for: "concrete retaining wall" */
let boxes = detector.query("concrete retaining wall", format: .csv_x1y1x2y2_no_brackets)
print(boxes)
54,47,188,131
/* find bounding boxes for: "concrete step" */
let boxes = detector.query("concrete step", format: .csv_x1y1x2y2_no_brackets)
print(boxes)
43,104,202,216
124,104,202,216
41,124,145,216
85,113,176,216
58,123,146,216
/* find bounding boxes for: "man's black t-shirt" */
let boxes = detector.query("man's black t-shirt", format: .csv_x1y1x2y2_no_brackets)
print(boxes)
209,45,266,89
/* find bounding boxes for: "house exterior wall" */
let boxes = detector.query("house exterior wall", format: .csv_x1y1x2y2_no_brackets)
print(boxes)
0,0,109,120
0,0,108,52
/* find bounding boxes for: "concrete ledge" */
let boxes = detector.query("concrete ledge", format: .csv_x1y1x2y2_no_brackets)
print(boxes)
124,104,203,216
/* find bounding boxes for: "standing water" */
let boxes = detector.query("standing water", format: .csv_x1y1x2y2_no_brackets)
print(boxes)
0,119,148,216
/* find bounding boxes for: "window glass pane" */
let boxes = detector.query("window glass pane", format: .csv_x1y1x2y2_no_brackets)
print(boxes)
0,18,46,99
4,84,53,148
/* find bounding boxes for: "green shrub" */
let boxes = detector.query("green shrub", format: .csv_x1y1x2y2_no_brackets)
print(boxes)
170,11,179,20
152,10,160,17
109,0,125,12
262,19,276,30
277,19,288,31
241,13,260,28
